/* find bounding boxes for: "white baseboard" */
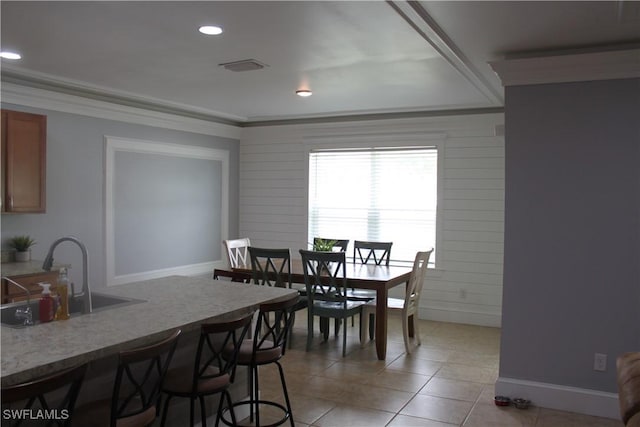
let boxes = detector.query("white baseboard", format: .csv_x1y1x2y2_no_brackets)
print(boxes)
419,306,501,327
495,376,620,420
110,260,225,286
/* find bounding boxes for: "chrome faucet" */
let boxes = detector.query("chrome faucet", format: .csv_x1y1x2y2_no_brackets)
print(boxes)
42,236,92,314
1,277,34,326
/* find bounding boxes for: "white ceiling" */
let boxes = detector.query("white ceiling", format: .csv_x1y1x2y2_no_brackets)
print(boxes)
1,1,639,124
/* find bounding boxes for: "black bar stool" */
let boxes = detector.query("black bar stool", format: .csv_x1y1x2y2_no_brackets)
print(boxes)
220,294,299,427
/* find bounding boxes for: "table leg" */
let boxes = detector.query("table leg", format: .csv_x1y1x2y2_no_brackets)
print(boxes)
375,288,388,360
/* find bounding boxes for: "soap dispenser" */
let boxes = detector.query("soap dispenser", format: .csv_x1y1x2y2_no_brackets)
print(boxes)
39,283,55,323
55,268,70,320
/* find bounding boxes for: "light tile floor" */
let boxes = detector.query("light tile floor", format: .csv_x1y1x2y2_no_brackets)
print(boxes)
249,312,623,427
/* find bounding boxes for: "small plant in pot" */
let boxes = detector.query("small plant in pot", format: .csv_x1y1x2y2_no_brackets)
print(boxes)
313,238,338,251
8,235,36,262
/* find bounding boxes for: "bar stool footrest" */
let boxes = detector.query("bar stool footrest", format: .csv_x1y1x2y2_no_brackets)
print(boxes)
220,399,292,427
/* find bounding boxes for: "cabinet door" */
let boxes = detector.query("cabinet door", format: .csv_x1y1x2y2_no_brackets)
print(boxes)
1,110,47,213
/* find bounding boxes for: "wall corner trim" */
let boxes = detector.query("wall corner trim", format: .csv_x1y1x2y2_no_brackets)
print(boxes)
495,376,620,420
489,48,640,87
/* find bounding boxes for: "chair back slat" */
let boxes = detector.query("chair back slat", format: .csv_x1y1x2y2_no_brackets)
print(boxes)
404,249,434,311
354,240,393,266
111,329,180,423
248,247,292,288
223,238,251,268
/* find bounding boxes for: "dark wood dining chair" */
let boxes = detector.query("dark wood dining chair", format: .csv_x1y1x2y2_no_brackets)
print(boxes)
160,314,253,427
300,249,366,357
1,363,87,427
73,329,181,427
353,240,393,267
248,247,308,347
247,247,292,288
345,240,394,328
220,293,299,427
361,249,433,353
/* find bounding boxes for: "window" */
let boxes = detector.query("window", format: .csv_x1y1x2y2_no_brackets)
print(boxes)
308,147,437,265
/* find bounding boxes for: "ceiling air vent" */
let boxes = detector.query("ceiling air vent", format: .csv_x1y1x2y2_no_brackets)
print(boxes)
219,59,268,72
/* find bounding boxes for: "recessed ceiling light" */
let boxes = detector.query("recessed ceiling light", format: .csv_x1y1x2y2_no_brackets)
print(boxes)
0,51,21,60
199,25,223,35
296,90,312,97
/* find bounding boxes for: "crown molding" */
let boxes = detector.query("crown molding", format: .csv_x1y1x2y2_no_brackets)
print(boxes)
1,81,242,140
489,48,640,87
388,1,503,106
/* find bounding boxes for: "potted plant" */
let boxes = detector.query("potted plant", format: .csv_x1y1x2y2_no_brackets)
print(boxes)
313,238,338,251
8,235,36,262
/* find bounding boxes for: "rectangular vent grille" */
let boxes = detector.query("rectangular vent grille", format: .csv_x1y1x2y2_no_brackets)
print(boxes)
219,59,268,72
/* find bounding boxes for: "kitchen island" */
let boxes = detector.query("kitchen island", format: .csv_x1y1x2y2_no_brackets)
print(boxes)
1,275,297,386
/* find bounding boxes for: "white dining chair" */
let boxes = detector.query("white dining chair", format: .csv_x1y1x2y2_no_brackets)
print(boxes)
223,238,251,268
360,249,433,354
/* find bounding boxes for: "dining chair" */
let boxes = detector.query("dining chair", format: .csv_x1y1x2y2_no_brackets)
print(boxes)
220,293,299,427
1,363,87,427
300,249,366,357
73,329,181,427
353,240,393,267
247,247,292,288
360,249,433,354
344,240,394,328
222,238,251,268
160,314,253,427
348,241,393,303
312,237,349,252
248,246,308,346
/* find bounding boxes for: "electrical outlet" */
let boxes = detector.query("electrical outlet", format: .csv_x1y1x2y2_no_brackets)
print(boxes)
459,289,467,299
594,353,607,372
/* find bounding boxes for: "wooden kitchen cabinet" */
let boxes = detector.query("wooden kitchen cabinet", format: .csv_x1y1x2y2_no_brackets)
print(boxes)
1,109,47,213
1,271,59,304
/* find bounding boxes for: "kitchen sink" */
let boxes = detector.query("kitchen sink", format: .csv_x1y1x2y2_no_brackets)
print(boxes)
1,292,146,328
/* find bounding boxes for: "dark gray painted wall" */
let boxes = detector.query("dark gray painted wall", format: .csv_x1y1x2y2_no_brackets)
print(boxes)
500,78,640,392
1,103,240,289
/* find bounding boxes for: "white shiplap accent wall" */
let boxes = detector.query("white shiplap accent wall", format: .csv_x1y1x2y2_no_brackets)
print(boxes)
239,113,504,326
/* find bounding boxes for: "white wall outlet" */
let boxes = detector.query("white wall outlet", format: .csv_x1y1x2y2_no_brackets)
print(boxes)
594,353,607,372
459,289,467,299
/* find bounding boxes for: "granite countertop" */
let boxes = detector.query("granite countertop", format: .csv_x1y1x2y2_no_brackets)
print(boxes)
1,275,297,386
1,260,69,277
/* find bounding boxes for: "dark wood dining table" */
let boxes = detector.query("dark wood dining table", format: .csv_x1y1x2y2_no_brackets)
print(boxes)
228,259,413,360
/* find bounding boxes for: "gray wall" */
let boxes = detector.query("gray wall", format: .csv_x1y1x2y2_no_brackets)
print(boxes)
113,151,223,275
500,78,640,392
1,103,240,290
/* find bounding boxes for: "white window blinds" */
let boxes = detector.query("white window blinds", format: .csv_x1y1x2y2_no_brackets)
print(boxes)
308,147,437,264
